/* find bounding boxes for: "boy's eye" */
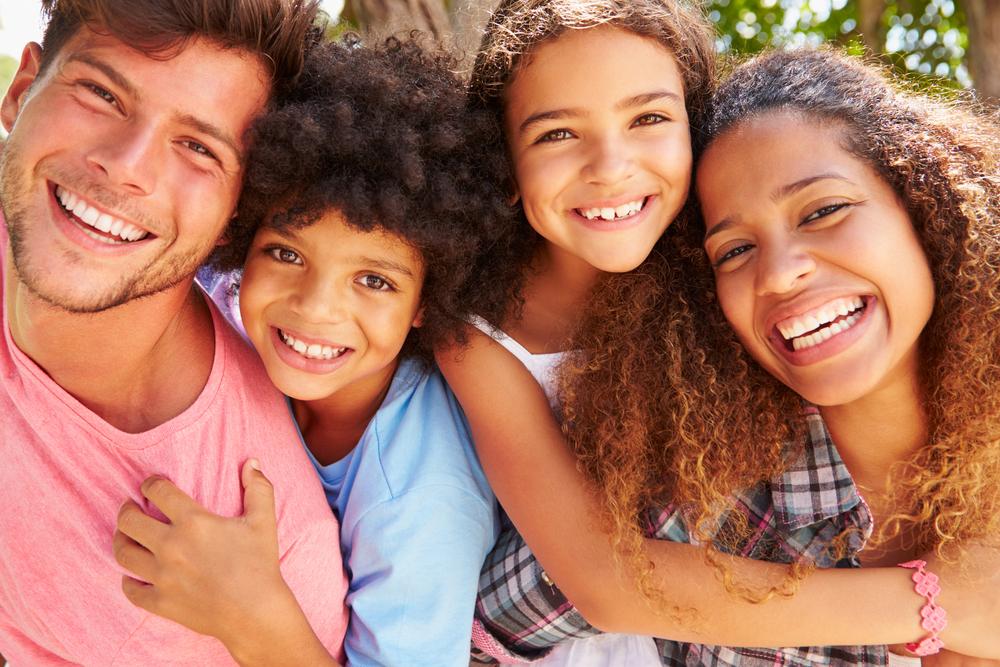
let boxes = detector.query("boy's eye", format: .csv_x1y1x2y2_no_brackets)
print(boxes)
536,128,573,144
632,113,668,127
266,246,303,265
360,274,393,291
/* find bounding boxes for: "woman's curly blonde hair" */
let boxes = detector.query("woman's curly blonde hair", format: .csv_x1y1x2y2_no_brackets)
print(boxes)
561,48,1000,605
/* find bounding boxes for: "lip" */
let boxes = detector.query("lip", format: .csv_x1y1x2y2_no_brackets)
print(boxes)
48,181,155,255
269,326,353,375
767,295,877,366
570,194,657,232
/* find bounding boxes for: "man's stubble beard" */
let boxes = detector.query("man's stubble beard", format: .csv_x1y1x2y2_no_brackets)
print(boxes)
0,141,211,314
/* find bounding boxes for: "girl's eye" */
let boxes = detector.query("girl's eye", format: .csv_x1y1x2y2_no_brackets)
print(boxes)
714,243,753,268
266,247,303,265
633,113,668,127
803,202,851,224
84,83,119,108
360,274,393,291
536,128,573,144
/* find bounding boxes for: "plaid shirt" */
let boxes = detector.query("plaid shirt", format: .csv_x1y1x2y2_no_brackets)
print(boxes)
472,408,891,666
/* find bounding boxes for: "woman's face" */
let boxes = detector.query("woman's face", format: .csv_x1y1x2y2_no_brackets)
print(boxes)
502,24,691,273
698,111,935,407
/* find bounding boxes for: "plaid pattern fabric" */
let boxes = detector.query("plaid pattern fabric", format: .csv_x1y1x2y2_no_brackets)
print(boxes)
473,408,889,666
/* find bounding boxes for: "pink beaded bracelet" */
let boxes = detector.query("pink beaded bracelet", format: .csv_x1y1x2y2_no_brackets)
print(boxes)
898,559,947,656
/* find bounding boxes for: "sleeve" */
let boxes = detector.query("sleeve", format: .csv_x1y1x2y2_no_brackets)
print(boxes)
343,485,497,667
277,517,351,662
472,525,602,663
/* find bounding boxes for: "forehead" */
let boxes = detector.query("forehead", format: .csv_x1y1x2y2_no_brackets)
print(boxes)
504,24,683,115
50,27,271,139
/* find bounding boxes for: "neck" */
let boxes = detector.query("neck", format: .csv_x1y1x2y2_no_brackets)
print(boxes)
292,358,401,466
507,243,602,353
5,253,215,433
819,353,926,496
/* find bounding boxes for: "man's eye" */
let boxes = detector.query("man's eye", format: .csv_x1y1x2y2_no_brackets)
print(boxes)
266,247,302,265
361,274,392,291
84,83,119,108
181,140,217,161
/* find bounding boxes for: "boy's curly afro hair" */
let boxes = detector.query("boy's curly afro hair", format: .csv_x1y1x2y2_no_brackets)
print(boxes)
210,34,519,358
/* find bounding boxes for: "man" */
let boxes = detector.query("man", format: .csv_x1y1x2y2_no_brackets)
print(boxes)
0,1,348,664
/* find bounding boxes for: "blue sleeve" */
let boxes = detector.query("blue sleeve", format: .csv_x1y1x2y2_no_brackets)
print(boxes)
342,485,497,667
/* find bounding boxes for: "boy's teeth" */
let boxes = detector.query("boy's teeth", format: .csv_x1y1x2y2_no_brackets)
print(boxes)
278,330,348,360
579,198,645,221
55,185,149,243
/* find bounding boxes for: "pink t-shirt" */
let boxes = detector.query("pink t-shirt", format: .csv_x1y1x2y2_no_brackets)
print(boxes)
0,224,349,665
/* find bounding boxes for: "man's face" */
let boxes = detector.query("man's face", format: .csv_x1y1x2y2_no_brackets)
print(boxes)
0,28,270,312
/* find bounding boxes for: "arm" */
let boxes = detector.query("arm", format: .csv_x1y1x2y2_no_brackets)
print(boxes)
114,461,342,667
341,487,497,666
437,328,1000,655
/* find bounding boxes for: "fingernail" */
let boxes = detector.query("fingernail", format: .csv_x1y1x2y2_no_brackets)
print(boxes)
249,458,261,472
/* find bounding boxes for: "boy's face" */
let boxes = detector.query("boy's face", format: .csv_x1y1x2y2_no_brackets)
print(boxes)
0,28,269,312
239,210,426,401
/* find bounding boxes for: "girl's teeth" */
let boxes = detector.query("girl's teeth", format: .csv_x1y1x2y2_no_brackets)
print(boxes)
279,330,347,360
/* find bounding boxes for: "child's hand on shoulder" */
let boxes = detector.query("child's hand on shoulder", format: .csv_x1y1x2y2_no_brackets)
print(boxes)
927,544,1000,659
113,460,293,652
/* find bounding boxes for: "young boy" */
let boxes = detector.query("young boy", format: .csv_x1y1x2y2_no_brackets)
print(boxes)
114,36,516,666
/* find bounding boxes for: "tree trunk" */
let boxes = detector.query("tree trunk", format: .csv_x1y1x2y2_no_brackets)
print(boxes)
857,0,885,55
348,0,453,43
965,0,1000,104
450,0,500,69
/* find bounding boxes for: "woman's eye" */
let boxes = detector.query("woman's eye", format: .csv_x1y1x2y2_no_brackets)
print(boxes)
266,247,302,265
714,244,753,267
536,128,573,143
633,113,668,127
361,274,392,291
803,202,851,224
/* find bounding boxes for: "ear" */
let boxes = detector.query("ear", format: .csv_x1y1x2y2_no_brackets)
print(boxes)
2,43,44,134
507,179,520,207
411,305,425,329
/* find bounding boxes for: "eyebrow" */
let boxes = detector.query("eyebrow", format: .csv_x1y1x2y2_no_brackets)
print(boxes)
65,52,243,164
358,256,416,279
518,89,683,136
704,173,855,243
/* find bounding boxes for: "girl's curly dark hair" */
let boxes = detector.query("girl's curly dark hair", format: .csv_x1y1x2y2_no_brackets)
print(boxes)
466,0,717,324
208,35,517,358
562,48,1000,603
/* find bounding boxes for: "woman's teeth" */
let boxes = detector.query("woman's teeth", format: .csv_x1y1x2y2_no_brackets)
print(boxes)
578,198,646,221
278,329,347,360
55,185,148,243
776,296,866,352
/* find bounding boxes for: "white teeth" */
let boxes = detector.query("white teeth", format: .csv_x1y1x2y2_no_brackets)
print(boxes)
578,198,646,222
55,185,149,243
788,309,864,351
776,296,867,341
278,330,348,361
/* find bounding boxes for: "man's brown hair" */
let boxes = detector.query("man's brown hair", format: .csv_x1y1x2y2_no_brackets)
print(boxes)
38,0,322,97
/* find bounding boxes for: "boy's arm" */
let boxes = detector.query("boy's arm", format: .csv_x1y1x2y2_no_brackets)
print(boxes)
342,487,497,666
438,328,1000,656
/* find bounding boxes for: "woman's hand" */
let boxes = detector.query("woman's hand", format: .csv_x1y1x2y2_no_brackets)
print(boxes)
929,545,1000,659
114,460,339,666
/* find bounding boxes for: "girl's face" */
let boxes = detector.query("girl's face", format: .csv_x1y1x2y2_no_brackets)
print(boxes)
503,24,691,273
698,112,935,407
239,210,425,401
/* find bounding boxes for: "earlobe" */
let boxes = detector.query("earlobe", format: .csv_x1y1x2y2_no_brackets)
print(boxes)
1,43,44,133
411,306,425,329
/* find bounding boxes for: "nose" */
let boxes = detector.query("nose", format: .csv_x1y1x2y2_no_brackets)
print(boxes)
288,271,349,323
581,134,635,186
754,240,816,297
85,121,160,196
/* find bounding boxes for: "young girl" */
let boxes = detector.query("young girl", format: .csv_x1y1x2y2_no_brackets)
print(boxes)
446,39,1000,665
111,36,517,666
438,0,1000,663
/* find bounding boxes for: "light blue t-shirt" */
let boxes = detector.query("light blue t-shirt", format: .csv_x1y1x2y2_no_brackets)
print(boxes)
297,357,500,667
